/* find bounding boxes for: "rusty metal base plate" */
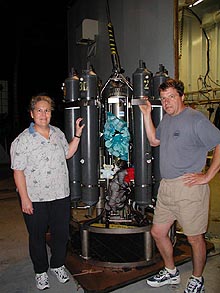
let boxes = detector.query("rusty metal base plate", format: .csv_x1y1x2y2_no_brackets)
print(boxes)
66,225,214,292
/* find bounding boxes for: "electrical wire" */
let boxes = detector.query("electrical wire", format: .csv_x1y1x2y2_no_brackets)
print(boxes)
181,7,220,107
186,8,210,88
179,7,185,59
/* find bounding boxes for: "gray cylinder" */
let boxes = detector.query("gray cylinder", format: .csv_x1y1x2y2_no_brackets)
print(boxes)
132,60,154,206
151,103,164,200
80,68,99,206
64,107,82,202
133,106,152,206
153,64,169,100
133,60,153,98
64,71,82,203
64,70,79,102
151,64,167,198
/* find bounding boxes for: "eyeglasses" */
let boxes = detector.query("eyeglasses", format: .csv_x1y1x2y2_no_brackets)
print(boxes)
160,94,177,102
34,108,52,114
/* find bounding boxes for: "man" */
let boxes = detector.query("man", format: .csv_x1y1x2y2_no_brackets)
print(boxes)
139,78,220,293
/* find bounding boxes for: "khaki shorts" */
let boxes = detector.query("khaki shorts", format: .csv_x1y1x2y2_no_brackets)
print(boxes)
153,176,210,236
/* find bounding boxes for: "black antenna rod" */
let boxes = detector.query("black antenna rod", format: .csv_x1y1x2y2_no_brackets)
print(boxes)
106,0,123,73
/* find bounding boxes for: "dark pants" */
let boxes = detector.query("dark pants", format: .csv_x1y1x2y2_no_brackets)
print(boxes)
23,196,71,274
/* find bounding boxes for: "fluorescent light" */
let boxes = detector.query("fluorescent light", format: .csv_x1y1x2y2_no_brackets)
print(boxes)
189,0,204,7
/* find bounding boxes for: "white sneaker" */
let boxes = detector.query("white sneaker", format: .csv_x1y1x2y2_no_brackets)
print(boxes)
184,276,205,293
147,268,181,287
35,272,50,290
50,265,70,283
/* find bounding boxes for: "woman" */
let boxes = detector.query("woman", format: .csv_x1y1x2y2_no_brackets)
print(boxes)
10,94,84,290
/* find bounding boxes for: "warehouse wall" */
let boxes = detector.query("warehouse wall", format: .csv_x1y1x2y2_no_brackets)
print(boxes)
179,8,220,95
66,0,175,83
178,5,220,121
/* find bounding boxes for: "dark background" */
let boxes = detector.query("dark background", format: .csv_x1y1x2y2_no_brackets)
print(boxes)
0,1,71,138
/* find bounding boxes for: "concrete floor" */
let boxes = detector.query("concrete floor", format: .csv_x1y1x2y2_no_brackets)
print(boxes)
0,164,220,292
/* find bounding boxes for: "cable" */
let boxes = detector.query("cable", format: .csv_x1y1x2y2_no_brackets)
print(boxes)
186,8,210,87
179,7,185,59
106,0,123,73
